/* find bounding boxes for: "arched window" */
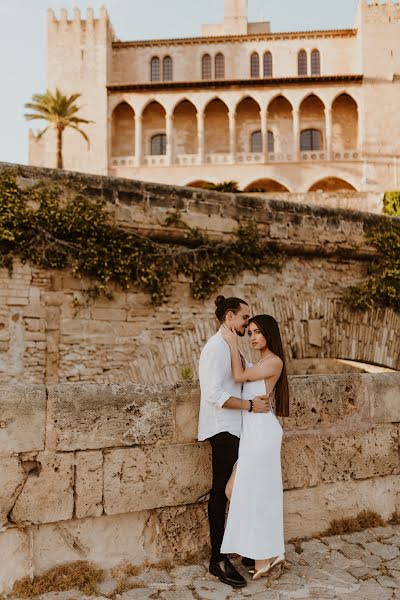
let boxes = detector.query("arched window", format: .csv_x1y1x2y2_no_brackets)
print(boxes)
268,130,274,153
263,51,273,77
300,129,322,151
251,52,260,78
163,56,173,81
298,50,308,76
151,56,161,82
215,53,225,79
250,130,262,153
150,133,167,155
202,54,212,80
311,49,321,75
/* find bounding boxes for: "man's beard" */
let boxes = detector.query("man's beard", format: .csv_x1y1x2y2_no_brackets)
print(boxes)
236,329,246,337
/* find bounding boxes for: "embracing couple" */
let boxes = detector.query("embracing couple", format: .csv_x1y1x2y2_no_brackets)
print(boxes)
198,295,290,588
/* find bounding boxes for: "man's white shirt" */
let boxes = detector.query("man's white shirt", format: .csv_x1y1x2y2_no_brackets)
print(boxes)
198,330,243,441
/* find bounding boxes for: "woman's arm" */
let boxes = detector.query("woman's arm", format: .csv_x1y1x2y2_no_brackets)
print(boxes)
221,324,283,383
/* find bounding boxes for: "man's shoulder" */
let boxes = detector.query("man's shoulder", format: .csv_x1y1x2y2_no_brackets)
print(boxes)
200,332,225,356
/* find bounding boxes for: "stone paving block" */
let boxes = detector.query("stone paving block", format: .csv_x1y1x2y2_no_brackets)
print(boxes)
75,451,103,519
121,590,156,600
104,444,211,515
159,588,195,600
10,452,74,525
363,541,399,560
47,382,175,451
168,565,208,585
192,580,231,600
0,384,46,456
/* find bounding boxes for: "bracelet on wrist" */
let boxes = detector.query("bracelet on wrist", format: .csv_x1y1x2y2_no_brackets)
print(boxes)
248,399,253,413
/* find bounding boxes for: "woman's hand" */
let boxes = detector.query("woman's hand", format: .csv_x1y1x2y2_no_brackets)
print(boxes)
221,323,238,347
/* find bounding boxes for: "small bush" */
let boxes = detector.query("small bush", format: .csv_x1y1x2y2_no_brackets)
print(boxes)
12,561,104,598
388,510,400,525
383,191,400,216
321,510,385,536
180,366,194,382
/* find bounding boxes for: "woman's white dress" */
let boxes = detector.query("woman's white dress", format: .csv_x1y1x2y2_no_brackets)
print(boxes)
220,377,285,560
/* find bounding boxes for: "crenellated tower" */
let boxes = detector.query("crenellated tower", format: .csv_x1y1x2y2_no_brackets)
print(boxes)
33,7,115,174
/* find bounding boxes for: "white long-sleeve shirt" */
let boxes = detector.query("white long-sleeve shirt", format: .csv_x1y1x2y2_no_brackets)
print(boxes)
198,330,243,441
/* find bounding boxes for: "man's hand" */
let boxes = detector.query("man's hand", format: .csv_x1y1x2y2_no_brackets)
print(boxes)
252,395,270,413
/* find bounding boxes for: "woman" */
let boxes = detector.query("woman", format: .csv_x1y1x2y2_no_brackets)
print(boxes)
220,314,290,580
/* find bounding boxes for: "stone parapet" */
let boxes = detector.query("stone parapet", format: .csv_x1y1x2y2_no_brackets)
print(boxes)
0,373,399,593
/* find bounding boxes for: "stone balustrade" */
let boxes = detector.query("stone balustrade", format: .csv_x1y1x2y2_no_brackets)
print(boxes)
1,373,400,593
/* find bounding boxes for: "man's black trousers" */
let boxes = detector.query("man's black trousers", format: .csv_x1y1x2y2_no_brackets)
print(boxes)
208,431,240,563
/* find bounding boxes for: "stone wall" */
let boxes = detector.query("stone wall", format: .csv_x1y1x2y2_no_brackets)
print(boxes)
1,373,400,593
0,163,399,387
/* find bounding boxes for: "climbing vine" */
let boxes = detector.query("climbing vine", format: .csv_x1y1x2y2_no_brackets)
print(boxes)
347,220,400,312
0,171,281,304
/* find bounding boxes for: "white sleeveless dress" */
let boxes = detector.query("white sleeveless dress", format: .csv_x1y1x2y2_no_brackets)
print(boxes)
220,378,285,560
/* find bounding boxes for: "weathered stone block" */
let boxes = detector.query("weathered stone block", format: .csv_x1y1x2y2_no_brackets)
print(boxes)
10,452,74,525
75,451,103,519
0,528,30,594
371,373,400,423
32,512,158,574
282,425,398,490
174,384,200,443
0,457,25,527
285,374,368,430
284,474,400,541
47,383,175,451
0,384,46,456
104,443,211,515
156,501,209,560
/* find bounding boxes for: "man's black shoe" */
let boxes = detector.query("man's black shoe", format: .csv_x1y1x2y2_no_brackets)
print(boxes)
241,556,255,568
209,557,247,588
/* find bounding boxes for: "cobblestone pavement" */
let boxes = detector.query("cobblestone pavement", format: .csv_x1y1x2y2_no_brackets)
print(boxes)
10,525,400,600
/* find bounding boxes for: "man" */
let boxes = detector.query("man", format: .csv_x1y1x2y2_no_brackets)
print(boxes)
198,295,270,588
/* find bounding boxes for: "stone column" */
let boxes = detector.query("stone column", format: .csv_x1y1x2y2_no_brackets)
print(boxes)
261,109,268,163
293,107,300,161
325,107,332,160
229,110,236,163
197,110,205,165
166,111,173,166
135,112,142,167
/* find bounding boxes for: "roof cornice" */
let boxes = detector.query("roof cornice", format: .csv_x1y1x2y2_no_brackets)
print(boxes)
107,74,363,93
112,28,357,49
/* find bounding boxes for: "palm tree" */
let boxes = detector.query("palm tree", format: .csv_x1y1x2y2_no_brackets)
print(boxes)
25,88,92,169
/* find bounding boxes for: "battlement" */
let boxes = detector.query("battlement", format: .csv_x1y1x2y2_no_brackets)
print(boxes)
47,6,117,40
363,0,400,23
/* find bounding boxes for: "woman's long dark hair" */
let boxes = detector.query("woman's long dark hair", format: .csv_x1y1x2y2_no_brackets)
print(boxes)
249,314,290,417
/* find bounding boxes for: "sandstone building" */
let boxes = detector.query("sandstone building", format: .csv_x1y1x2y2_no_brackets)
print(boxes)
30,0,400,193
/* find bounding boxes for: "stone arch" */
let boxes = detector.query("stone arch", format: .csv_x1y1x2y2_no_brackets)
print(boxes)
308,177,357,192
204,98,229,155
299,94,326,152
142,101,166,157
173,99,198,157
111,102,135,157
332,93,359,152
235,97,261,154
267,95,293,155
244,178,290,192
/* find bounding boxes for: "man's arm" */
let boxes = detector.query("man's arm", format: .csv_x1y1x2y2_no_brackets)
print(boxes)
200,345,269,412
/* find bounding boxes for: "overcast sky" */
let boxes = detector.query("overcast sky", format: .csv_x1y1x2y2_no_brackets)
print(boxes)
0,0,358,165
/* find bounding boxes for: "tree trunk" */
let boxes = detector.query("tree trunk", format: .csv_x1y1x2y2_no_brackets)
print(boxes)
56,126,63,169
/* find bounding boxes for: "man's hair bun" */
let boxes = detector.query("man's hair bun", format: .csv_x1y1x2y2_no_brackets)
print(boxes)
215,295,226,308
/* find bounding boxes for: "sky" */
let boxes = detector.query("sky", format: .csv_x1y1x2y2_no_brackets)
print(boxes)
0,0,358,165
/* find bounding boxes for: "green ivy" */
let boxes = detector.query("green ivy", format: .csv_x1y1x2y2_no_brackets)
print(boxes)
383,191,400,216
348,220,400,312
0,171,281,304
